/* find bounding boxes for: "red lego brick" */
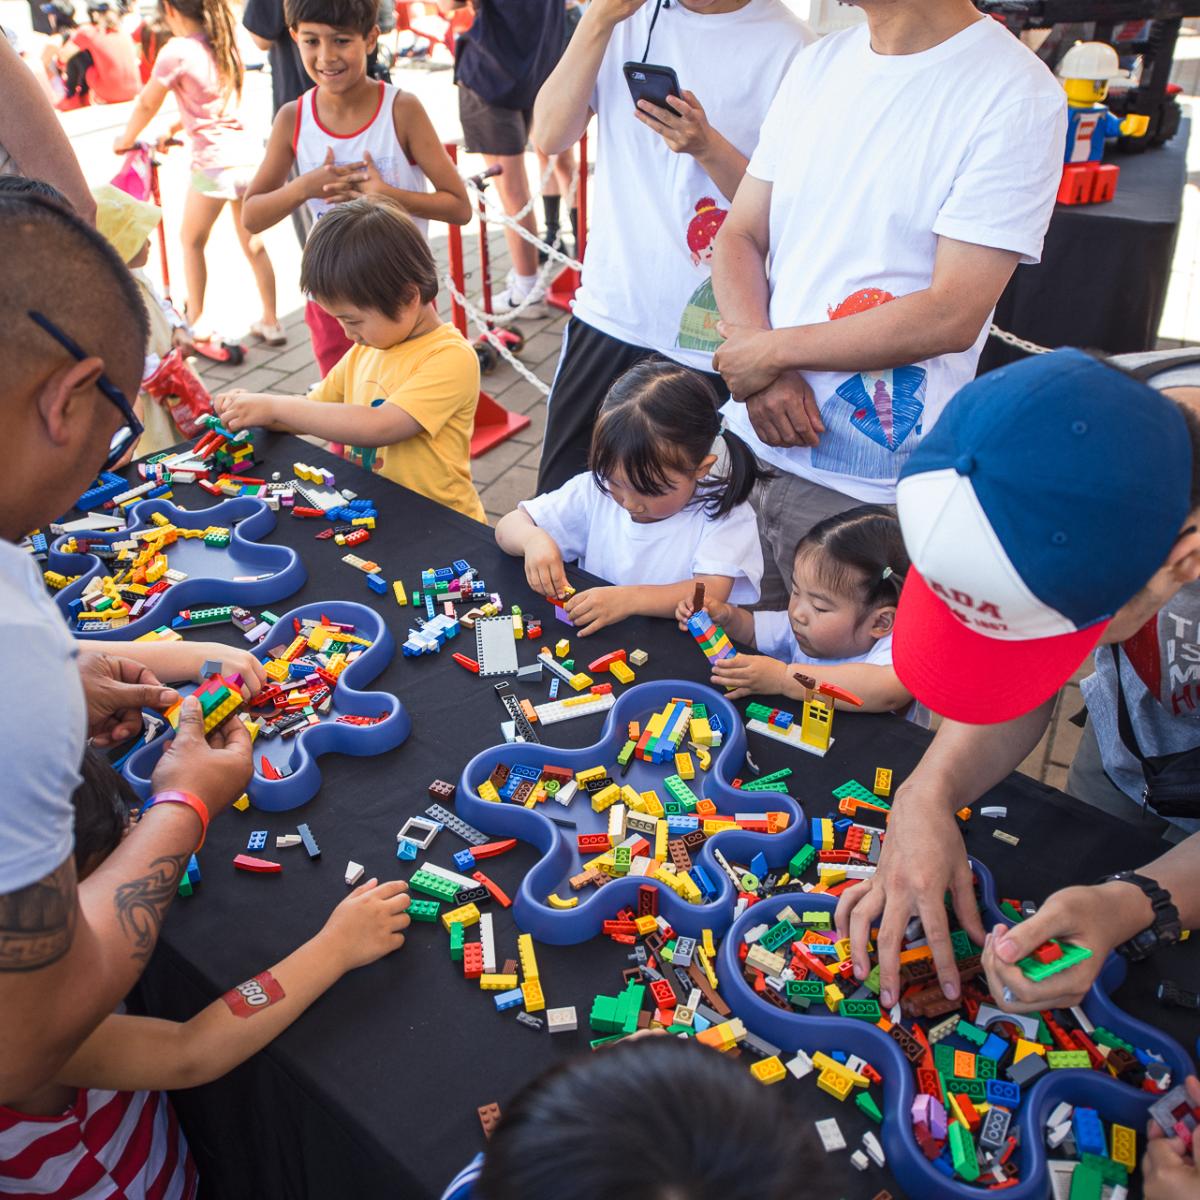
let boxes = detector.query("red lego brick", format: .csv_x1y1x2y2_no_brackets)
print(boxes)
234,854,282,873
463,943,484,979
471,869,512,908
638,884,658,917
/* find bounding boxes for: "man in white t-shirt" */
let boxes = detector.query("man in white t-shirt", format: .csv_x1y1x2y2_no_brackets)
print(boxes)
531,0,811,495
0,195,251,1104
712,0,1066,607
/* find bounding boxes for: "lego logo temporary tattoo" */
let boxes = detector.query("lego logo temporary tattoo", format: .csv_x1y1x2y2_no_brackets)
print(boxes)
222,970,285,1017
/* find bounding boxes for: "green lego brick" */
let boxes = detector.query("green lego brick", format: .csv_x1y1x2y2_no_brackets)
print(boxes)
946,1077,986,1102
1079,1154,1128,1187
589,1034,625,1049
665,1024,697,1036
692,704,708,718
1068,1163,1104,1200
739,776,792,794
855,1092,883,1124
976,1057,996,1080
745,702,773,722
1046,1050,1092,1070
617,740,636,767
934,1044,956,1075
801,909,830,928
864,964,881,995
409,869,459,902
949,930,976,962
449,922,464,961
1018,941,1093,982
839,998,882,1022
760,920,797,953
788,845,815,876
955,1020,987,1047
408,899,441,922
1092,1027,1134,1053
786,979,825,1009
663,775,700,809
999,900,1024,923
948,1122,979,1182
832,779,889,807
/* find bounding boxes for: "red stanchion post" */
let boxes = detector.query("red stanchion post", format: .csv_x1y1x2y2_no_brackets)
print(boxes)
546,129,586,313
444,142,468,338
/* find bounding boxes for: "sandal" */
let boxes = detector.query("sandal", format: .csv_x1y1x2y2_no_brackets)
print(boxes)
250,321,288,347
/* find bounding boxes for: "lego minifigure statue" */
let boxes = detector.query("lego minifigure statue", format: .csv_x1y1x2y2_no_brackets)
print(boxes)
1058,41,1150,165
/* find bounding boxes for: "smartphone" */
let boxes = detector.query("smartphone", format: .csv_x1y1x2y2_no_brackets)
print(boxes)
623,62,681,109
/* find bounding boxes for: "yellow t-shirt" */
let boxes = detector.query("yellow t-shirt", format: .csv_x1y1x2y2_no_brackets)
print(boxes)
309,323,486,523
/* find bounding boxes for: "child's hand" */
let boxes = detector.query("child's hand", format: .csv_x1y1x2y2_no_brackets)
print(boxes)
215,390,281,432
564,586,630,637
358,151,390,199
709,652,786,699
190,644,268,695
321,879,412,972
523,530,569,599
171,326,196,357
303,146,367,205
674,596,696,629
1144,1078,1200,1200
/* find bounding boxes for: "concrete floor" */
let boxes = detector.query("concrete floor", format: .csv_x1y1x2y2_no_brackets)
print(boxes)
15,6,1200,789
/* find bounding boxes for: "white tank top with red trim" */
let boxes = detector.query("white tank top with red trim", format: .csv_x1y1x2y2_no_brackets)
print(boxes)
293,81,429,236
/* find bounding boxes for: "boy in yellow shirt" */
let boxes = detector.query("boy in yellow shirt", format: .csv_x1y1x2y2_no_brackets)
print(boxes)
216,197,485,522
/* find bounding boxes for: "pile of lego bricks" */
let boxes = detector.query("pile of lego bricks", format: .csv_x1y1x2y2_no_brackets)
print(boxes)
242,615,381,760
55,511,232,633
731,899,1179,1191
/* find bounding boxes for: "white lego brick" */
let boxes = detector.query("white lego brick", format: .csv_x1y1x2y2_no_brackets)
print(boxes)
420,861,479,889
397,817,441,849
786,1050,814,1079
815,1118,845,1152
1047,1102,1074,1130
1047,1161,1076,1200
980,805,1008,818
554,779,578,806
276,834,301,848
850,1150,869,1171
345,861,364,886
862,1131,885,1167
607,803,626,844
479,912,496,974
546,1006,577,1033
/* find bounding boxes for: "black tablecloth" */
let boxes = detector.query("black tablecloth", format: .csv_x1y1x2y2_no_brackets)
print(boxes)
979,123,1190,373
128,433,1198,1200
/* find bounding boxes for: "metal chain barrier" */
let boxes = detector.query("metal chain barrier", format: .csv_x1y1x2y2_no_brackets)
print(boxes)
988,323,1054,356
465,176,585,274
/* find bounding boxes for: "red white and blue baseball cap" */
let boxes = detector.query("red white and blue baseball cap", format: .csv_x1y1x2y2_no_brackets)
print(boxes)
894,349,1192,724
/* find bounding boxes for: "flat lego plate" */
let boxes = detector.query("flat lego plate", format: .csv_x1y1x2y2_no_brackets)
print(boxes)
121,601,410,811
454,679,806,945
475,614,519,677
48,497,305,640
715,872,1194,1200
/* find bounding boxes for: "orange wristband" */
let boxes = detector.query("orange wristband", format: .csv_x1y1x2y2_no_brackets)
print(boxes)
142,790,209,851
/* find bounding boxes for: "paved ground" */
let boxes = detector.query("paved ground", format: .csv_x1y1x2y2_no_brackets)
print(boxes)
11,5,1200,787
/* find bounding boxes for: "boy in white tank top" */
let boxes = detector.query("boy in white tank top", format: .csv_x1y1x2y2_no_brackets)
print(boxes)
242,0,471,375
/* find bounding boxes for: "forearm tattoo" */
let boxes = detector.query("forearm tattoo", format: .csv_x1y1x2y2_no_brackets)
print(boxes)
0,861,78,971
113,854,188,964
221,970,286,1017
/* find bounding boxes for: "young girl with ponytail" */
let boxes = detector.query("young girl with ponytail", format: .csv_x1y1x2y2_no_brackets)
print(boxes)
497,358,765,636
115,0,284,347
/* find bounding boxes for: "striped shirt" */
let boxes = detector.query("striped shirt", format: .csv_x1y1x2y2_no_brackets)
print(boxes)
0,1087,196,1199
440,1152,483,1200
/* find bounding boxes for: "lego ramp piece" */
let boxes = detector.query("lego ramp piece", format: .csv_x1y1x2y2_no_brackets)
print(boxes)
121,601,410,811
475,614,519,677
455,679,806,945
715,878,1193,1200
48,497,304,641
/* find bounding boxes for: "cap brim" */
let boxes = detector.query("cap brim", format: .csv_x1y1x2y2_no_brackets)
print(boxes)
893,569,1108,724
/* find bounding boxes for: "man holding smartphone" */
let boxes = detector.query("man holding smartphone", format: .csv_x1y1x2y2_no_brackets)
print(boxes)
532,0,811,495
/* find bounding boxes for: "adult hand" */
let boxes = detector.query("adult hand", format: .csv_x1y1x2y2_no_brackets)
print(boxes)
564,586,631,637
744,372,825,449
78,653,178,747
1144,1079,1200,1200
713,321,785,400
321,879,412,971
836,795,984,1009
214,390,281,432
523,530,569,599
981,879,1152,1013
709,652,786,700
635,90,714,159
588,0,651,29
150,695,252,819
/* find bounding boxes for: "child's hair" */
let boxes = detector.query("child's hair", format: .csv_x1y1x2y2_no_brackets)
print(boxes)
300,197,438,313
138,16,172,68
163,0,243,99
87,3,121,31
71,748,136,879
0,175,72,208
476,1037,836,1200
793,504,909,613
284,0,377,35
589,358,767,519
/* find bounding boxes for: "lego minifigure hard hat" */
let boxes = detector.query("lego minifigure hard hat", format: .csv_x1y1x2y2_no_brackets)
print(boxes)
1058,41,1121,82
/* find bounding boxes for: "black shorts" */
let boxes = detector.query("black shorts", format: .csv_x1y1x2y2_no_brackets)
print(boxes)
458,83,532,157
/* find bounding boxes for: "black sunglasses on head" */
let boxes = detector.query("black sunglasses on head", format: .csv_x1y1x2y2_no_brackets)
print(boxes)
28,309,143,471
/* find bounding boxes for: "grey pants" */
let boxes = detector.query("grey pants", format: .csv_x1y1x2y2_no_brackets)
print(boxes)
750,463,870,609
1066,717,1187,844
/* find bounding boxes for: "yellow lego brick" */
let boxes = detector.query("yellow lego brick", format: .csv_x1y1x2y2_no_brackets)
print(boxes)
674,752,695,781
646,712,666,737
751,1056,786,1085
1111,1124,1137,1172
946,1090,968,1129
555,639,570,658
824,983,844,1013
478,973,519,991
575,765,607,785
351,516,375,529
478,781,500,803
591,783,621,812
641,790,664,817
677,873,702,904
697,946,718,990
568,672,592,692
521,978,545,1012
873,767,892,798
563,694,597,708
653,866,685,896
523,791,539,808
609,660,635,684
392,581,408,606
233,793,250,812
819,866,848,886
634,915,658,936
689,743,712,771
1012,1038,1046,1063
817,1066,854,1101
513,613,524,640
654,821,668,860
203,692,244,735
702,819,740,836
621,785,645,812
546,892,577,909
702,929,715,959
441,902,481,931
812,1052,869,1088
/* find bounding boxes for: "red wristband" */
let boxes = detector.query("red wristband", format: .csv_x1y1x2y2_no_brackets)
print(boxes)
142,790,209,850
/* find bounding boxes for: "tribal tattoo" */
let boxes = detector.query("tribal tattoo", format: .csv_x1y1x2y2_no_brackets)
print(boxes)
0,860,78,971
113,853,189,963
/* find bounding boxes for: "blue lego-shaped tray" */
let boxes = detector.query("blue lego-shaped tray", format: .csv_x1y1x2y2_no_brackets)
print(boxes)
48,497,305,641
715,876,1194,1200
121,601,411,812
454,679,807,945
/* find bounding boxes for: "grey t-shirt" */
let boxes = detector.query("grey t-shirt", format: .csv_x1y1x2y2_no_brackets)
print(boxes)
1081,581,1200,836
0,539,86,891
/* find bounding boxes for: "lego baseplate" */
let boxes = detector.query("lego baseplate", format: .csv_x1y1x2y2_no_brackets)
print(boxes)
475,614,519,677
121,600,410,811
48,497,305,640
534,691,615,726
746,717,834,758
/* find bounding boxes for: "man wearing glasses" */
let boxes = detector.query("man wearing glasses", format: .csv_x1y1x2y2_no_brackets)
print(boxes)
0,194,252,1104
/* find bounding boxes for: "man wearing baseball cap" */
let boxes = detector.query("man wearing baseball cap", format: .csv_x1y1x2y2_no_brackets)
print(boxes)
836,348,1200,1018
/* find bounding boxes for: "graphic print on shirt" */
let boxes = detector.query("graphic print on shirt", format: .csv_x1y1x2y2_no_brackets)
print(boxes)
676,197,729,353
811,288,928,481
1123,603,1200,718
344,393,389,473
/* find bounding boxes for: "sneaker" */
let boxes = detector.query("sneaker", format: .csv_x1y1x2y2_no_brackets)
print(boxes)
250,320,288,346
492,273,547,319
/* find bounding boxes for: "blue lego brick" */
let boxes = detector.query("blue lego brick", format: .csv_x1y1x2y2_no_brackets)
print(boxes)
424,594,436,619
985,1080,1020,1108
433,567,455,581
453,848,477,871
247,830,268,851
145,483,172,500
367,573,388,595
452,559,470,575
690,863,717,901
510,764,542,781
30,532,48,555
74,471,126,511
494,987,524,1011
1072,1108,1106,1159
549,678,560,699
666,816,699,836
979,1034,1008,1063
396,838,418,861
831,1050,847,1063
774,710,793,729
297,822,320,859
750,851,768,878
833,817,853,830
708,713,726,736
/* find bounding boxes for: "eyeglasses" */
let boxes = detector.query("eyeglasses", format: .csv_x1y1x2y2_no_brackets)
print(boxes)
28,309,143,470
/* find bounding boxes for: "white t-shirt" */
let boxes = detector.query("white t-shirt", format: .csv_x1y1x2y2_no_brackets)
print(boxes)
520,470,763,603
573,0,811,372
752,609,929,726
0,540,86,893
721,17,1066,504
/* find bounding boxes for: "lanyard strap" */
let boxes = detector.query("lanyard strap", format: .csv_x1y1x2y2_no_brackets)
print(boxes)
641,0,665,62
